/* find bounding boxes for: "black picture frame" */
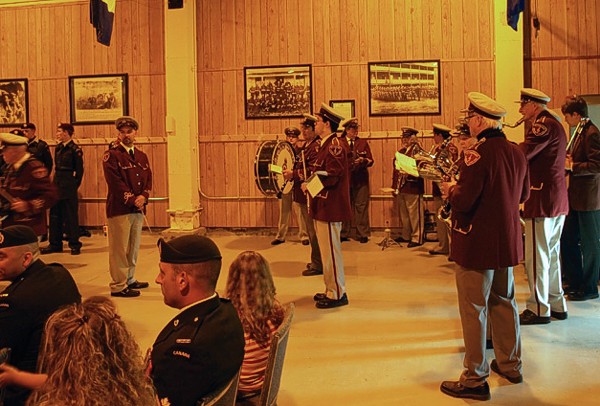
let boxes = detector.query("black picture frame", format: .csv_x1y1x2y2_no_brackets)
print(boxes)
244,64,312,119
329,99,355,121
0,78,29,127
368,60,441,116
69,74,128,124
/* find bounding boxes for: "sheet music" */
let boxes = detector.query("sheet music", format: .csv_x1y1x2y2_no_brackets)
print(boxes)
394,152,419,177
268,164,283,174
305,172,325,198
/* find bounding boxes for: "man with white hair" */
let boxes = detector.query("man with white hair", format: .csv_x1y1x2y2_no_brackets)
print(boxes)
440,92,529,401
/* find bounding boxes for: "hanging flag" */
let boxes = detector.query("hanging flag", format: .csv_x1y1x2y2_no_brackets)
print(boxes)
507,0,525,31
90,0,116,46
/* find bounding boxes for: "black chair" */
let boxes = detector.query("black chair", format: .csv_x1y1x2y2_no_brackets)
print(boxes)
258,303,295,406
197,369,240,406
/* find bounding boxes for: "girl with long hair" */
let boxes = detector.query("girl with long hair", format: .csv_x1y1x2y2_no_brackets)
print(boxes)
226,251,284,401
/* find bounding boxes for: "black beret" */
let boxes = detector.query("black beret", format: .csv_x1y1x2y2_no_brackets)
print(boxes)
20,122,36,130
0,225,38,248
157,234,222,264
9,129,26,137
58,123,74,135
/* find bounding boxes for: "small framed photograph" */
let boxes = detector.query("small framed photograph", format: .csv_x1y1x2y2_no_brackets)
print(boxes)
329,99,355,121
244,64,312,119
368,60,441,116
69,74,128,124
0,78,29,127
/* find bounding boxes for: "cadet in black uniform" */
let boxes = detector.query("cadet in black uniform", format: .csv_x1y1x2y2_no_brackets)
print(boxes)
20,122,53,173
41,123,84,255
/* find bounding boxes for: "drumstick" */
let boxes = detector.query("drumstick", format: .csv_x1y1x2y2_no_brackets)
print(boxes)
301,150,309,212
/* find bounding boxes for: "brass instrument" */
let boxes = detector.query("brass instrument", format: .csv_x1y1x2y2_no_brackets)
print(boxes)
393,142,418,194
566,118,589,156
503,116,526,128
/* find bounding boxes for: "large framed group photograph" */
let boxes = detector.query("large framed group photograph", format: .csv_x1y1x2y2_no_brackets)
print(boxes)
368,60,441,116
244,64,312,119
69,74,128,124
0,78,29,127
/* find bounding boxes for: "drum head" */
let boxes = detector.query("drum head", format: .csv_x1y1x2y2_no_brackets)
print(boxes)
254,140,295,196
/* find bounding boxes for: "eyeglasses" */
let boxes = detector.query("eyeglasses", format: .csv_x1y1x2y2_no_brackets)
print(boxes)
464,113,477,121
519,100,532,107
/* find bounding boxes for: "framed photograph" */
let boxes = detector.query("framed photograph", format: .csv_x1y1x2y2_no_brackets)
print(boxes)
329,99,355,121
69,74,128,124
244,64,312,119
0,78,29,127
368,60,441,116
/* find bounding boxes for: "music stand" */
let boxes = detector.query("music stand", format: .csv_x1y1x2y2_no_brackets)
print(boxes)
378,188,402,250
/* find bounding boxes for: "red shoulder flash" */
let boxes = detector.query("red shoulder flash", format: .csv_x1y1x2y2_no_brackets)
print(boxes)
103,151,111,162
532,123,549,137
463,150,481,166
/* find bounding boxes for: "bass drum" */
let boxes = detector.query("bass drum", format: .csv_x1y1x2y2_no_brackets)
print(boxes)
254,140,295,196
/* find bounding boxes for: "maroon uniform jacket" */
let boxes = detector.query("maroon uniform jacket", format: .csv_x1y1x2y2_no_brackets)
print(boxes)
432,142,459,197
449,128,530,270
102,145,152,218
310,133,352,222
392,143,425,195
568,120,600,211
1,156,58,235
519,110,569,218
348,137,374,189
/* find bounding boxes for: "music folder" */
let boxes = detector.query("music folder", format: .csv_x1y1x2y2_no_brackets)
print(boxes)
305,171,327,198
394,152,419,177
268,164,283,174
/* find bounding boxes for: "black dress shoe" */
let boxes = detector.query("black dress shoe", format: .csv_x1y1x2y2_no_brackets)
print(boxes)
519,309,550,325
490,359,523,384
41,246,63,254
568,291,599,301
550,310,568,320
128,281,149,289
271,239,285,245
486,339,494,350
340,236,350,242
313,292,326,301
70,248,81,256
394,237,409,243
315,293,348,309
440,381,490,401
407,241,422,248
111,287,141,298
301,239,310,246
429,249,449,255
359,237,368,243
302,268,323,276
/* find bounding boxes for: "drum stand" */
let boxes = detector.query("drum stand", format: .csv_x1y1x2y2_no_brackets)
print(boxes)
378,220,401,250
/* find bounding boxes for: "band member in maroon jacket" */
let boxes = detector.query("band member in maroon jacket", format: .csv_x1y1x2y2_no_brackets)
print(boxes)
0,133,58,237
284,114,323,276
340,118,374,243
429,124,459,256
516,88,569,324
103,116,152,298
561,96,600,302
440,92,529,401
392,127,425,247
303,103,351,309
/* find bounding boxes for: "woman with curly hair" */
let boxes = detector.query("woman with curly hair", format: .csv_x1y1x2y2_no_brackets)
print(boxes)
0,296,157,405
226,251,284,402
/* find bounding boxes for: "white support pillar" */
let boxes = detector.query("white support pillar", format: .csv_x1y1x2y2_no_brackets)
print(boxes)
494,0,525,142
164,0,202,232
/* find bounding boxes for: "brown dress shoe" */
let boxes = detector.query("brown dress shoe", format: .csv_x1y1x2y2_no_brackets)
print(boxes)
490,359,523,384
440,381,490,401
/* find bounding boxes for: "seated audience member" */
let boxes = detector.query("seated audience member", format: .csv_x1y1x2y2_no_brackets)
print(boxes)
0,225,80,406
0,296,157,406
150,234,245,406
225,251,285,403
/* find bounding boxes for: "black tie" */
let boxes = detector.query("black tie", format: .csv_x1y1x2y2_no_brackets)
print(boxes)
350,140,354,151
129,149,135,160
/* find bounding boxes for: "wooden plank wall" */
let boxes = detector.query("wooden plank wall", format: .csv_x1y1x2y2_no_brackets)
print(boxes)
526,0,600,110
196,0,495,229
0,0,169,227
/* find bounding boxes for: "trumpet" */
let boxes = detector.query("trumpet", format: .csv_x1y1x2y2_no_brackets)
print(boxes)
503,116,525,128
566,118,589,155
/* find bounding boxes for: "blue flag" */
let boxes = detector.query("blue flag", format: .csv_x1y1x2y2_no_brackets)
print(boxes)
90,0,116,46
507,0,525,31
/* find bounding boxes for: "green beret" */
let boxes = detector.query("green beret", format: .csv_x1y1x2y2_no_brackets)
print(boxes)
0,226,38,248
157,234,222,264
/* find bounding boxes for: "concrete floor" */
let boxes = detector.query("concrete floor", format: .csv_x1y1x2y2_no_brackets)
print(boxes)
7,230,600,405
